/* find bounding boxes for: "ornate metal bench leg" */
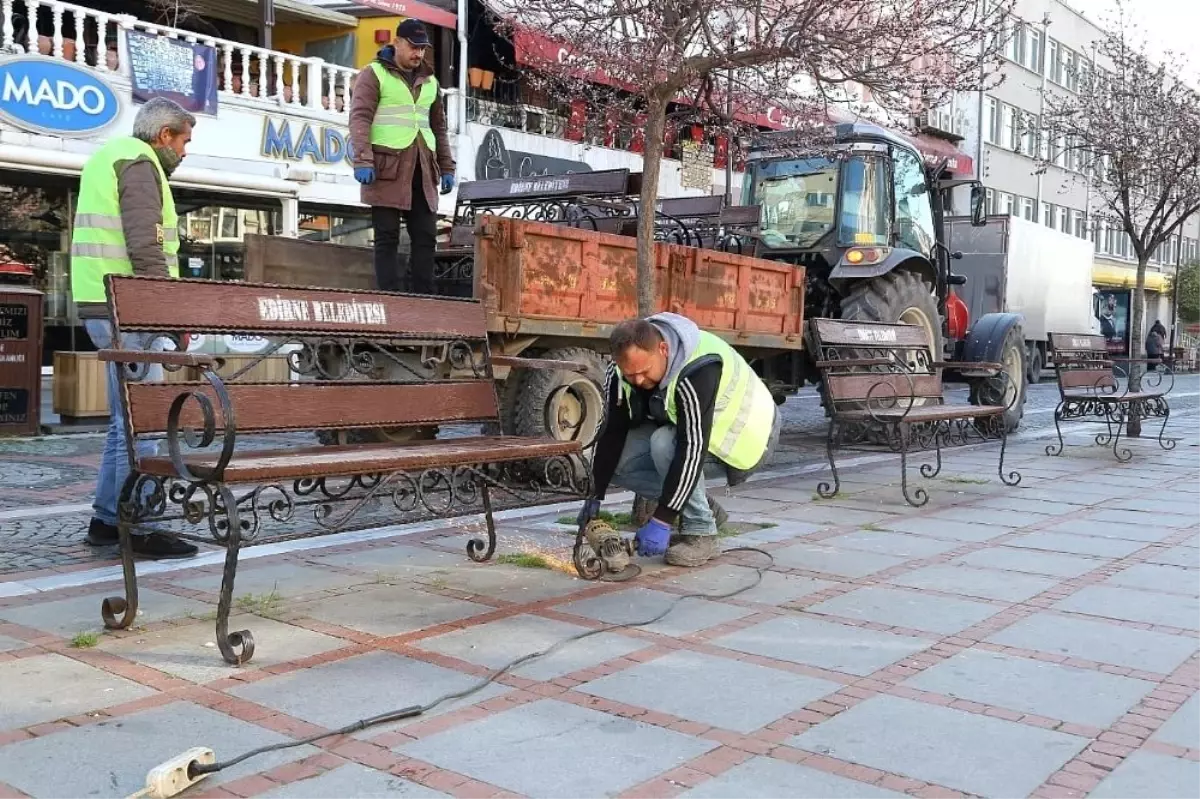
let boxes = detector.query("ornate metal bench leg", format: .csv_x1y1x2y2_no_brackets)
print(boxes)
102,474,140,630
920,423,943,479
1156,401,1175,451
998,421,1021,486
214,486,255,666
816,419,841,499
1045,403,1067,456
898,424,929,507
1109,404,1133,463
468,483,498,562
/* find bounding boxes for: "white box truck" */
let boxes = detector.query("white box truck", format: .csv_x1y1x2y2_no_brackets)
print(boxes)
947,214,1099,381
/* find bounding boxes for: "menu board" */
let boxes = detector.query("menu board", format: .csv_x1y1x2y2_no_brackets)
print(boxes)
126,30,219,116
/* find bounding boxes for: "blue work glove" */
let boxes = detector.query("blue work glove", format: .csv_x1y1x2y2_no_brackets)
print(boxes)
635,518,671,557
576,499,601,529
440,172,456,194
354,166,376,185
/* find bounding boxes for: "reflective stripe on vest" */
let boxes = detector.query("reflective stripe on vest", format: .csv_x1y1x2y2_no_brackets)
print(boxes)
70,137,179,304
368,63,437,151
620,330,776,471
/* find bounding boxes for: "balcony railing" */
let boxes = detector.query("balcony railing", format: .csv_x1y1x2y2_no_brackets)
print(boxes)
0,0,359,118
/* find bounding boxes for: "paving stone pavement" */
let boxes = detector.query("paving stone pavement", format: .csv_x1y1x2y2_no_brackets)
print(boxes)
0,434,1196,798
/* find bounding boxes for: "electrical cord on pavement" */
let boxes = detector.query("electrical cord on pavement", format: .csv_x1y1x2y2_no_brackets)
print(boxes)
187,546,775,780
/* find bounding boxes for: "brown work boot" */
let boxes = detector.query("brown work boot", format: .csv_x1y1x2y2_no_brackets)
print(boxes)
665,535,719,567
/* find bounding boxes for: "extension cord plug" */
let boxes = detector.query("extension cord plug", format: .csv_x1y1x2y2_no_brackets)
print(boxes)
138,747,215,798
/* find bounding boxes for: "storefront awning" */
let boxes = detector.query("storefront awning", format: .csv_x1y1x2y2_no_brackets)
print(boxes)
1093,262,1168,292
352,0,457,29
191,0,359,28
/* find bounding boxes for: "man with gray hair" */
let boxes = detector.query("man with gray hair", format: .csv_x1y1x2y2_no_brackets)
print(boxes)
72,96,198,558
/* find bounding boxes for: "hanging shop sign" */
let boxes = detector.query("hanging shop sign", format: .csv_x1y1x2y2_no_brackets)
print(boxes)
261,117,354,165
126,31,219,116
0,56,121,137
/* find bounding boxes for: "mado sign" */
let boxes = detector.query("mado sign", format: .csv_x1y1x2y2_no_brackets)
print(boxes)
0,57,120,137
261,117,353,165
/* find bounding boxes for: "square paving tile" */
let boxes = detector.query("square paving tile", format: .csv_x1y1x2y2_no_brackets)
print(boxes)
578,649,839,733
987,613,1198,673
888,564,1058,602
1152,695,1200,750
662,565,836,606
0,652,156,730
0,633,29,652
230,651,506,730
769,544,907,578
400,699,714,797
821,530,961,558
101,617,349,684
953,546,1107,578
0,588,211,637
973,497,1083,516
908,649,1155,727
555,588,752,637
680,755,903,798
1106,563,1199,596
1056,584,1199,630
173,562,369,599
415,614,635,674
1007,531,1147,559
290,584,490,637
763,504,896,527
806,586,997,635
876,517,1011,543
1090,750,1200,799
714,615,932,677
1109,497,1200,516
1041,517,1181,543
1089,509,1196,528
1145,546,1200,569
790,695,1087,797
307,544,462,578
0,701,316,796
260,763,449,798
927,507,1049,528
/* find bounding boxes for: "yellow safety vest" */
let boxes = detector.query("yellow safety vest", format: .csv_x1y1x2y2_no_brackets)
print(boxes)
70,137,179,304
621,330,776,470
369,64,437,150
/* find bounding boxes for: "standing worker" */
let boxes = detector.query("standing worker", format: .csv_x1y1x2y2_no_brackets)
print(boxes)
349,19,456,294
577,315,781,567
73,97,199,559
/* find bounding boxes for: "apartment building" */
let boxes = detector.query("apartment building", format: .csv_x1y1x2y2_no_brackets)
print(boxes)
957,0,1197,339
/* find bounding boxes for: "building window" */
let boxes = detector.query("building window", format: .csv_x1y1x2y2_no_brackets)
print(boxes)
1073,210,1086,239
1023,113,1038,157
1093,220,1104,253
1004,104,1020,151
1053,135,1068,168
1042,202,1053,227
1058,206,1071,234
1027,27,1044,73
1049,39,1063,85
1006,22,1027,65
985,188,996,214
985,97,1000,144
1065,50,1079,92
1022,198,1037,221
1003,192,1016,216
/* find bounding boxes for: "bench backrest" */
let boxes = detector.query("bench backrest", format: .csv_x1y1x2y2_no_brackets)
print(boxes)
107,276,499,436
806,318,943,410
1047,332,1118,393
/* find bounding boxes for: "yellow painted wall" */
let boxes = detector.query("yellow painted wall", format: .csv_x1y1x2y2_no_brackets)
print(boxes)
271,19,408,69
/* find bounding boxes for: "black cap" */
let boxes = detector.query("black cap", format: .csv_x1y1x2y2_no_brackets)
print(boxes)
397,19,431,48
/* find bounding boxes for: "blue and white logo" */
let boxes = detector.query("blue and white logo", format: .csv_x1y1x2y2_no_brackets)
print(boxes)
0,56,120,137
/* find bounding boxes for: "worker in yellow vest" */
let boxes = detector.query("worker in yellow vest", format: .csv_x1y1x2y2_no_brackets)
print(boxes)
577,315,781,567
349,19,456,294
71,97,198,559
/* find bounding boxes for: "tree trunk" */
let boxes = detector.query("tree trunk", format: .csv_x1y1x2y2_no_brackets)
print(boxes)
634,97,668,317
1127,260,1147,437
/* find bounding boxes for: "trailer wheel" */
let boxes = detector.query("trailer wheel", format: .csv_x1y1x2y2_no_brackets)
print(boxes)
512,347,607,448
967,324,1027,432
1027,347,1043,384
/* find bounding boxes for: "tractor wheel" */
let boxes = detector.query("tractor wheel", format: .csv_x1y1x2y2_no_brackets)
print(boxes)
967,323,1027,433
840,269,944,370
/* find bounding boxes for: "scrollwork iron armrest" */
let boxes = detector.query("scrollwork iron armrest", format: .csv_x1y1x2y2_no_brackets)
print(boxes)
165,369,237,484
491,355,589,374
1111,360,1175,396
864,368,919,425
814,358,896,369
98,349,219,369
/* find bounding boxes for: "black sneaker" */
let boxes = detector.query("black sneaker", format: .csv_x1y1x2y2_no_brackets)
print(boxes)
131,532,198,559
86,518,119,546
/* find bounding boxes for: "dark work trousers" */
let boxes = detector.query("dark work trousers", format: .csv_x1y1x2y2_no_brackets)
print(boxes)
372,162,437,294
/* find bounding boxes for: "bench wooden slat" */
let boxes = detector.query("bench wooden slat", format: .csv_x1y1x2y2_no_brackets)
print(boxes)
1049,333,1109,354
824,373,944,402
138,436,580,482
841,404,1005,422
125,381,499,435
813,318,932,348
1058,370,1119,391
108,276,489,339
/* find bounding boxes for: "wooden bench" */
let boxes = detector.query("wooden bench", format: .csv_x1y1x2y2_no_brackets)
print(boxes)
806,318,1022,507
1045,333,1176,462
98,275,592,665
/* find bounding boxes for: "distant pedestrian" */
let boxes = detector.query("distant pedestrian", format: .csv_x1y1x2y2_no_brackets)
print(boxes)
1145,325,1165,368
71,97,199,559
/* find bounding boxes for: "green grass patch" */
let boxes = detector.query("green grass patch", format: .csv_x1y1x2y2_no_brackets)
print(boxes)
497,552,551,569
69,631,99,648
557,510,635,528
236,589,283,618
860,522,885,532
944,476,989,485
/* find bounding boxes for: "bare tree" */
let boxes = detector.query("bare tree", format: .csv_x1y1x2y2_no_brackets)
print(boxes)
1040,19,1200,436
490,0,1013,315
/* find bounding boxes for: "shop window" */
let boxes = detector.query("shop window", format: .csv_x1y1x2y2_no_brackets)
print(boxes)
298,207,373,246
175,194,283,281
0,174,71,324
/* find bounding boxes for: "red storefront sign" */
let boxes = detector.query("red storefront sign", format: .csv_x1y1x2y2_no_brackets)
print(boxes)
356,0,457,30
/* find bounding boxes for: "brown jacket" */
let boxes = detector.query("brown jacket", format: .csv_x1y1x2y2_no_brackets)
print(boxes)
76,154,171,319
349,49,455,213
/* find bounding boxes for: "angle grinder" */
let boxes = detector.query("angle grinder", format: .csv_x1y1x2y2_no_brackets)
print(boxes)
581,519,640,581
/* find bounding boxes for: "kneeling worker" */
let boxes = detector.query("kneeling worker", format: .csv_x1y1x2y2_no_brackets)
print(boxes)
578,314,781,567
